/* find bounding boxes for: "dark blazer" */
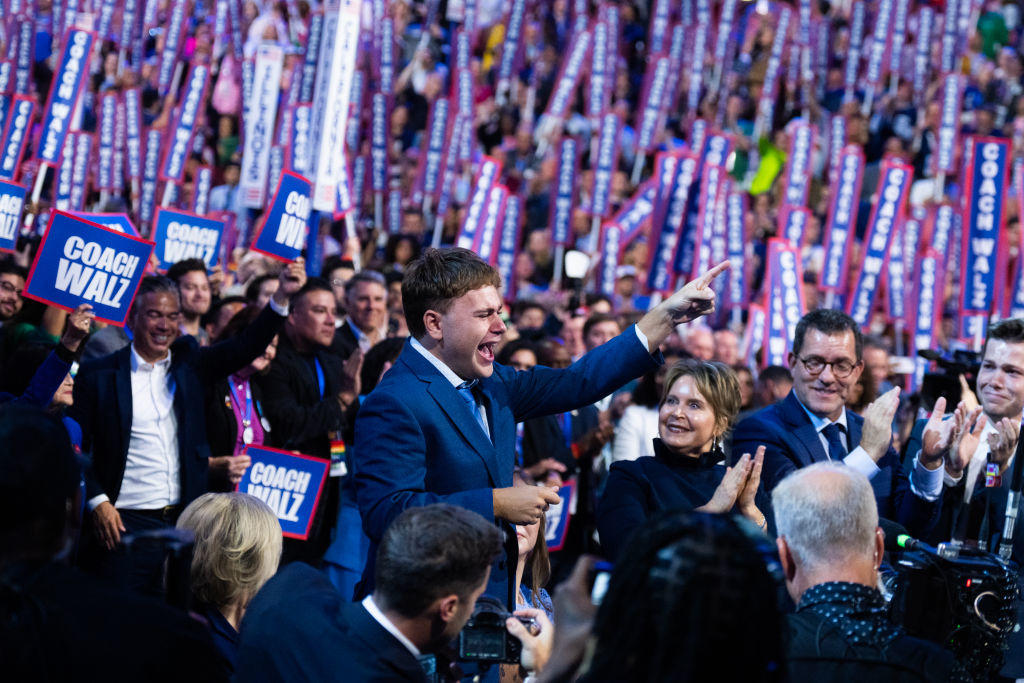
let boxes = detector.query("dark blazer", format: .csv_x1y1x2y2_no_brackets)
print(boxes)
521,404,600,474
70,304,284,506
329,319,361,361
354,328,660,606
255,333,355,461
235,563,427,682
732,391,938,536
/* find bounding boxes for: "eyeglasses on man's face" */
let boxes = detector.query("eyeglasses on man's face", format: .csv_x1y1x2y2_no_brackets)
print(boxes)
797,356,860,378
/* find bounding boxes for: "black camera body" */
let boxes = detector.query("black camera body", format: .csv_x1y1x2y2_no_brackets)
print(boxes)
889,545,1019,679
458,596,536,664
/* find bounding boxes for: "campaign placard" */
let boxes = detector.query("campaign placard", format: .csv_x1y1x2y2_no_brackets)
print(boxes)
37,29,94,167
152,207,225,271
251,170,313,262
23,211,153,325
544,479,574,552
237,445,329,540
71,212,139,237
0,180,26,252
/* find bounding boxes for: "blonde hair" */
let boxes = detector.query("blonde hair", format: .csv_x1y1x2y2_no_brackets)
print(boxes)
660,360,742,438
176,493,282,609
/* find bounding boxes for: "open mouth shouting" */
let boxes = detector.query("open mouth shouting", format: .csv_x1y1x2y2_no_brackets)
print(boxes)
478,341,497,364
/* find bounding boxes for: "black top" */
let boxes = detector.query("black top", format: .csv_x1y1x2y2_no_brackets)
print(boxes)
597,438,770,561
785,582,964,682
196,602,239,675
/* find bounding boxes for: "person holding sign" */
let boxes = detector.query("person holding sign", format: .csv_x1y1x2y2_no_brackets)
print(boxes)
71,259,307,594
354,248,729,608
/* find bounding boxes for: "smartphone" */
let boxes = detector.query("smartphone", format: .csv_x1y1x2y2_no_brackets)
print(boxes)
589,561,614,605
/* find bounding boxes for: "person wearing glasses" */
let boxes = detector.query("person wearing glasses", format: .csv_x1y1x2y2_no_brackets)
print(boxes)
732,310,944,535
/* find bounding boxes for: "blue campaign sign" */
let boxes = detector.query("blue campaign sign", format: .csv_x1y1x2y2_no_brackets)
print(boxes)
0,180,26,252
71,212,139,237
152,207,224,271
251,170,312,263
23,211,153,325
544,479,575,552
237,446,329,540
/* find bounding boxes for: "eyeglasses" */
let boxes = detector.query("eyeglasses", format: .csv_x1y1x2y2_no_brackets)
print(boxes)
798,356,860,378
0,281,23,296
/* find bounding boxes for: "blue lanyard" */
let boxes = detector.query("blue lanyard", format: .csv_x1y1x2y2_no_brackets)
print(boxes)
228,377,253,424
313,357,325,398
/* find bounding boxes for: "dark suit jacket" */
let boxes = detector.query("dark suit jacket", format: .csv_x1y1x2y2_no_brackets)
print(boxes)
255,334,356,461
235,563,427,682
70,304,284,506
732,391,938,535
329,320,361,361
354,328,660,606
521,405,600,475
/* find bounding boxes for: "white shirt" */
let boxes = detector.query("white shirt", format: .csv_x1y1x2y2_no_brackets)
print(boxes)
612,404,659,463
362,596,421,658
346,317,388,354
88,345,181,510
796,399,944,501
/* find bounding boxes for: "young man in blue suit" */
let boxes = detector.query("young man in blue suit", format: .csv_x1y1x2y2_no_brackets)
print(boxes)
732,309,943,535
354,247,728,606
71,259,307,592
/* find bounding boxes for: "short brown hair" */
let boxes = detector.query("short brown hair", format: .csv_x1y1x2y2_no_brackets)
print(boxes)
660,360,742,438
402,248,502,338
984,318,1024,358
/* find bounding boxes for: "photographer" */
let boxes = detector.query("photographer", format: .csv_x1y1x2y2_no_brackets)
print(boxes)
235,504,503,682
906,318,1024,677
773,463,962,681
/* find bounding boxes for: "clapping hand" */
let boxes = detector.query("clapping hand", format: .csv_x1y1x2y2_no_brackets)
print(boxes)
919,396,956,469
949,407,985,477
859,387,901,462
700,447,765,517
987,416,1018,475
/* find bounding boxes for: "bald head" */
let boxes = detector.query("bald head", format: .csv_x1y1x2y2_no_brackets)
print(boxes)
772,464,882,601
685,326,714,361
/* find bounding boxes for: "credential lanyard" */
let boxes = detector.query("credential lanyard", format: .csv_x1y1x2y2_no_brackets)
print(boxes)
314,357,326,398
228,378,253,425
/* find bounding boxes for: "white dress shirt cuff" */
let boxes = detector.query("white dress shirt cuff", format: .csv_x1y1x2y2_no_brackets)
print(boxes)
87,494,110,511
909,454,945,501
944,469,964,487
268,295,289,317
843,447,881,480
634,325,651,353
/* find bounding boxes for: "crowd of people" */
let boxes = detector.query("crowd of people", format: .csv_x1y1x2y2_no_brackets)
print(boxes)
2,0,1024,681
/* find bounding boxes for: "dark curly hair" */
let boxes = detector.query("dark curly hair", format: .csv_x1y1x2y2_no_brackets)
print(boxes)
584,511,786,682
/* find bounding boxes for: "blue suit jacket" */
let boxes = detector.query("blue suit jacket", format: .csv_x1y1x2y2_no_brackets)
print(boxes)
354,327,660,605
70,305,285,507
732,391,939,535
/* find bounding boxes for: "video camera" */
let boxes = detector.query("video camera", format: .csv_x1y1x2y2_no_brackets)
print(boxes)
916,348,982,411
457,596,538,664
888,537,1018,680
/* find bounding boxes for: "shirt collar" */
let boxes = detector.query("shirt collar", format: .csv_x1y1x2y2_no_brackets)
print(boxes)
410,336,465,389
795,395,848,434
130,344,172,372
346,317,387,343
362,595,420,657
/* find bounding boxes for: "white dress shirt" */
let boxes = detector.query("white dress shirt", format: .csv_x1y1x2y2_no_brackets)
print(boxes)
410,336,491,437
347,317,388,354
796,399,944,501
88,345,181,510
361,595,421,658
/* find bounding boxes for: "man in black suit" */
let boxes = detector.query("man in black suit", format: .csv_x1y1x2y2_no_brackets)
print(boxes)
255,278,361,564
903,317,1024,678
71,260,306,592
235,504,504,682
733,309,943,535
329,269,389,360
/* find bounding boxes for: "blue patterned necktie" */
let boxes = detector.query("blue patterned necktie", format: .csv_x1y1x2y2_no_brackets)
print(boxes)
822,422,847,460
457,381,490,440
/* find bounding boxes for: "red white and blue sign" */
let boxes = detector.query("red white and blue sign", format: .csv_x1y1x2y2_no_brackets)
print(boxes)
23,211,153,326
544,479,574,552
237,445,329,540
251,170,313,263
38,29,95,166
152,207,225,271
0,180,26,252
960,137,1009,318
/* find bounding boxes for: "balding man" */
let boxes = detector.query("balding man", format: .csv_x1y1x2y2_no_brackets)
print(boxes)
773,463,961,681
683,325,714,361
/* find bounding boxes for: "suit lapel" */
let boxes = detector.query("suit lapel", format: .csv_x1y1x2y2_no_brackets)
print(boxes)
779,392,829,466
401,345,502,486
115,349,133,458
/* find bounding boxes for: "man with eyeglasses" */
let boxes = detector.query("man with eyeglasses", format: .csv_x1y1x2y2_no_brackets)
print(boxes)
71,263,306,593
733,309,943,534
0,261,26,325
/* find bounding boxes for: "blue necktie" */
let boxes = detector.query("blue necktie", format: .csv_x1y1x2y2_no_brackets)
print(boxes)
822,422,847,460
457,381,490,440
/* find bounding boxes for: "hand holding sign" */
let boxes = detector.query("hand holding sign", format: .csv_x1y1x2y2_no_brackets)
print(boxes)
272,257,307,307
60,303,94,353
637,260,730,351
